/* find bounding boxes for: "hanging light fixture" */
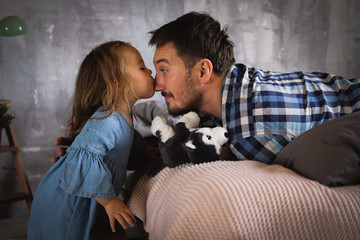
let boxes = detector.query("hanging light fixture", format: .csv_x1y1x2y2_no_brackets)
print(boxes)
0,16,28,37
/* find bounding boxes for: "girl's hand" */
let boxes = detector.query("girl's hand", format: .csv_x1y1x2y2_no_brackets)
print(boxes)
96,198,136,232
51,124,73,163
52,137,71,163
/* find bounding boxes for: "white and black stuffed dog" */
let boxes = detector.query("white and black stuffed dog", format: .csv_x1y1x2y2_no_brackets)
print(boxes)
149,112,229,176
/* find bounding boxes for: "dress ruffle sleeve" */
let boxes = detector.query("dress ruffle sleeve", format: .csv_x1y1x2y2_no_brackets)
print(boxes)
59,147,118,198
58,112,133,199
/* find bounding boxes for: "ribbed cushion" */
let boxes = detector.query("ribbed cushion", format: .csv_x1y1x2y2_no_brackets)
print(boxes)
128,160,360,240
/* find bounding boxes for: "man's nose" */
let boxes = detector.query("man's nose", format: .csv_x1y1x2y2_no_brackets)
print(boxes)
154,76,164,91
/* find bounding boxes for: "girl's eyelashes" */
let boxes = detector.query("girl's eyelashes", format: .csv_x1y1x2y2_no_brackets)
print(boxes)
139,65,148,71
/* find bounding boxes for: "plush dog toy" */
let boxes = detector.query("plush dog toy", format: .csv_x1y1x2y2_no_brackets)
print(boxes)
149,112,229,175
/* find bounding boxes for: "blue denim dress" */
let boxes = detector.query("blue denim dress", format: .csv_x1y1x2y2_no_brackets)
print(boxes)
27,109,134,240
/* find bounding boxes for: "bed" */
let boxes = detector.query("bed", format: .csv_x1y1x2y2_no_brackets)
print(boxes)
125,101,360,240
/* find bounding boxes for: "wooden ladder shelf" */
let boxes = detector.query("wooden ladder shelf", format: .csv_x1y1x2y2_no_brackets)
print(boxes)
0,100,33,212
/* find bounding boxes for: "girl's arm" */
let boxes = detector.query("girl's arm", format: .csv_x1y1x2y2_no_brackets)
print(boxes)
96,197,136,232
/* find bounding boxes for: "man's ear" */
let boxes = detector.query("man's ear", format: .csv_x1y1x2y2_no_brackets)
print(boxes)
199,59,213,84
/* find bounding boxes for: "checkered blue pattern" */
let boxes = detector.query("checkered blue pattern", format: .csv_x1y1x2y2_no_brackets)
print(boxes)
221,64,360,163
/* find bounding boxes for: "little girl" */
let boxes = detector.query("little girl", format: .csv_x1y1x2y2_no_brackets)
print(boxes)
27,41,155,239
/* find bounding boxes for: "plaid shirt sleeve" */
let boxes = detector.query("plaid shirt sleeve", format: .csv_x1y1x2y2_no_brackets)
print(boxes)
221,64,360,163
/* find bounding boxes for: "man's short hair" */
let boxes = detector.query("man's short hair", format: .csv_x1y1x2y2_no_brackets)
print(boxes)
149,11,235,76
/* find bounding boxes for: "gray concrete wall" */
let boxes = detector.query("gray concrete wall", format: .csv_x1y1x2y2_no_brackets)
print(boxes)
1,0,360,218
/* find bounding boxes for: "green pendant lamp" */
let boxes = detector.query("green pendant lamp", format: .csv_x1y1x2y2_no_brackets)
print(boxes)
0,16,28,37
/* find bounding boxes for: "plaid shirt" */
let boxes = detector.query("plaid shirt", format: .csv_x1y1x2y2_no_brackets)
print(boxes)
221,64,360,163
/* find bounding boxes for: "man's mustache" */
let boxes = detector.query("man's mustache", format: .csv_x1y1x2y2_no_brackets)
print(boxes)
161,92,174,98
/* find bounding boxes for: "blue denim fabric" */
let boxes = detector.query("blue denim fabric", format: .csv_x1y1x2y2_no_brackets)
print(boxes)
27,109,134,240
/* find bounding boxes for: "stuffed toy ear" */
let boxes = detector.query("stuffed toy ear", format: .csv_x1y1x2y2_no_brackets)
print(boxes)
185,140,196,149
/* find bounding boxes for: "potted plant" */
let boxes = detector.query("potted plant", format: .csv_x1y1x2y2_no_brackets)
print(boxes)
0,103,15,129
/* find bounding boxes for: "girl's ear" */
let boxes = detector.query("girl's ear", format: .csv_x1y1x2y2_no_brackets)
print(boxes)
199,59,213,84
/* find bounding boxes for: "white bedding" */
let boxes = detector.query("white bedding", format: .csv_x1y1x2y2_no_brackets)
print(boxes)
127,160,360,240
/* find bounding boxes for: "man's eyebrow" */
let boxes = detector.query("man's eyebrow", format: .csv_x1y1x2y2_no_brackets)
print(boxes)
155,58,170,64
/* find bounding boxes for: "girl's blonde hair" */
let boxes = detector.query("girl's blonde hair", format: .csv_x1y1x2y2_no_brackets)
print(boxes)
67,41,136,141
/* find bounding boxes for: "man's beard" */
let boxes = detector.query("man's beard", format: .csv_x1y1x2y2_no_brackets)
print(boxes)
166,74,203,116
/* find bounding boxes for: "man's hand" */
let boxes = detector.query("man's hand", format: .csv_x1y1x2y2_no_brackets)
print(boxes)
51,137,72,163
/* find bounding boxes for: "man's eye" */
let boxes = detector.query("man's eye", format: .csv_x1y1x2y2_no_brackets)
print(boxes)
140,67,146,70
160,69,167,73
